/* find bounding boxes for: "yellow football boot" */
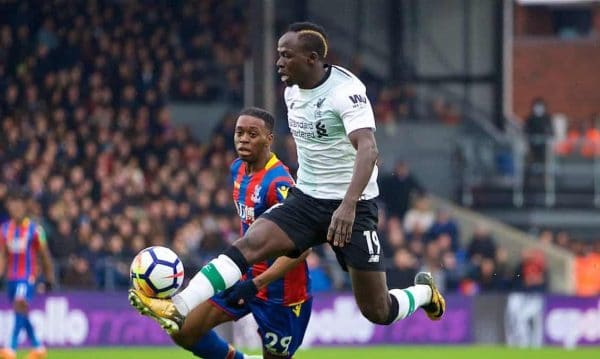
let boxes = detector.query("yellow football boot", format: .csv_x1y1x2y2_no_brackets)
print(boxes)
0,348,16,359
26,347,47,359
128,289,184,334
414,272,446,321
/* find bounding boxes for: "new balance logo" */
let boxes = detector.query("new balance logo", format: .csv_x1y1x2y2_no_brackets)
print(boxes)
348,94,367,105
368,255,380,263
316,120,328,138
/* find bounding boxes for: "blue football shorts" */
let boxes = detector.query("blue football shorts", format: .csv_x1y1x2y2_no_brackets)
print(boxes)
7,280,35,303
210,293,312,357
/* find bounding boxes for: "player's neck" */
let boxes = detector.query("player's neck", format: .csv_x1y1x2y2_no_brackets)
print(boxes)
299,64,329,89
245,151,273,175
11,216,25,224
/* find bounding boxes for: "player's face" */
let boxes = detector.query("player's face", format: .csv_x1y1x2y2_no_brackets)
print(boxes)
234,115,273,163
8,198,26,220
276,32,313,87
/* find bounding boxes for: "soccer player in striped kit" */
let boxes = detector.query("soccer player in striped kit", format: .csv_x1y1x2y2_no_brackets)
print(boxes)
0,192,54,359
155,108,312,358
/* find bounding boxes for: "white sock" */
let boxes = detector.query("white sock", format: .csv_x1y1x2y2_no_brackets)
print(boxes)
389,284,432,322
173,254,242,316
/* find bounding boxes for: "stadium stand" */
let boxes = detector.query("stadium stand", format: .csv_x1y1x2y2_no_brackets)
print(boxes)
1,0,595,297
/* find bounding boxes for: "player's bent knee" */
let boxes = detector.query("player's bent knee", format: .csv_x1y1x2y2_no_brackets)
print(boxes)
170,331,196,350
13,299,28,313
357,302,390,325
234,218,294,261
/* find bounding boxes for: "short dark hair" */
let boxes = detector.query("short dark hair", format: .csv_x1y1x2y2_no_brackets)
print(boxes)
238,107,275,132
7,188,28,201
288,22,328,58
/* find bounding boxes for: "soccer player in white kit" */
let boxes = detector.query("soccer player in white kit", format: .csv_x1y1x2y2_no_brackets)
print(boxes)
129,22,445,335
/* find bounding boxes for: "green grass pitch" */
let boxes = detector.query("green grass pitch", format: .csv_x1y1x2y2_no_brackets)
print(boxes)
11,346,600,358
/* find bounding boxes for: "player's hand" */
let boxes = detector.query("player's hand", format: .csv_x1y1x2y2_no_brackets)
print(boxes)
222,279,258,308
37,280,53,294
44,280,54,293
327,200,356,247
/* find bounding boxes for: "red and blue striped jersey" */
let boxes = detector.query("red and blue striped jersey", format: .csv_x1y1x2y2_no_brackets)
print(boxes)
231,153,311,306
0,218,47,282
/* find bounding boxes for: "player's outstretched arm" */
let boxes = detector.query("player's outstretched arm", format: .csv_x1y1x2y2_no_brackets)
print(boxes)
36,227,55,290
39,245,55,289
223,250,310,307
328,128,378,247
252,250,310,289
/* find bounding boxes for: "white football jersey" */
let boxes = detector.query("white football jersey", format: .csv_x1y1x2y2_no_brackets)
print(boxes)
284,65,379,200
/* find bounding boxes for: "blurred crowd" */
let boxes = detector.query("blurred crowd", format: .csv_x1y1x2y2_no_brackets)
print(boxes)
376,161,551,295
1,1,592,296
377,159,600,296
349,56,463,131
535,228,600,296
525,98,600,160
0,1,246,105
0,0,246,289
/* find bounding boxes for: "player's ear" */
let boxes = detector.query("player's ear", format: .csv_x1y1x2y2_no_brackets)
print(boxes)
266,132,274,145
307,51,319,64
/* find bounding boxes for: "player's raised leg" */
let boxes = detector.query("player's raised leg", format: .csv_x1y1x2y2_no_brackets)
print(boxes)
129,217,298,333
332,198,444,325
173,218,296,316
349,268,444,325
414,272,445,320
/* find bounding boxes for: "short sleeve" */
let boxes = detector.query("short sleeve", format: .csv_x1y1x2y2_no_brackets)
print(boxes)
32,224,47,250
330,81,376,135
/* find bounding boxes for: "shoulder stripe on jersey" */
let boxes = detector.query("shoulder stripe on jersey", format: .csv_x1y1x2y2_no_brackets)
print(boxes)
264,154,279,171
333,65,352,78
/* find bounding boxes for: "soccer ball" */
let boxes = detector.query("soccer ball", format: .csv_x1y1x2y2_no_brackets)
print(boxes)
130,246,184,298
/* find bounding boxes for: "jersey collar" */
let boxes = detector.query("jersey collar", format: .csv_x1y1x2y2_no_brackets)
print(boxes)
299,64,331,93
11,217,30,226
243,153,279,176
264,153,279,171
